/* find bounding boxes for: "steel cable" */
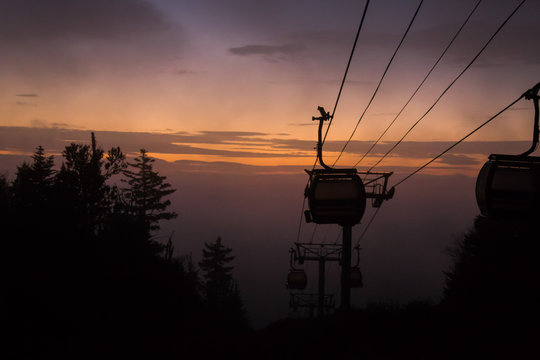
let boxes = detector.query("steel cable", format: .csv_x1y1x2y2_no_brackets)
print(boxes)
333,0,424,167
354,0,483,167
393,93,525,188
366,0,526,173
355,206,381,247
321,0,371,149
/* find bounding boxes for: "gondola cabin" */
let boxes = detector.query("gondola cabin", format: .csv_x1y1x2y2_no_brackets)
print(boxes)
305,169,367,226
287,270,307,290
350,268,363,288
476,154,540,217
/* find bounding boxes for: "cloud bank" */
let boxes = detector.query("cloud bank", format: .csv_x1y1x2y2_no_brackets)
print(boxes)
0,0,184,77
229,43,305,56
0,126,531,175
0,0,170,42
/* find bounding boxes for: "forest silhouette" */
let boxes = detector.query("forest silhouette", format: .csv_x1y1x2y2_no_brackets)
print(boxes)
1,134,248,358
1,133,538,359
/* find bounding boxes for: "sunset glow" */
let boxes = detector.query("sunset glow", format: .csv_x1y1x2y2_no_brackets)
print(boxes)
1,0,540,330
1,0,538,155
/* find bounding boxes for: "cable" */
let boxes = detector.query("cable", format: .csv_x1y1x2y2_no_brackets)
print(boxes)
393,92,525,188
333,227,343,245
355,0,483,167
325,260,332,296
330,261,340,309
321,0,371,150
296,196,306,243
310,224,318,243
355,207,381,247
367,0,526,173
333,0,424,167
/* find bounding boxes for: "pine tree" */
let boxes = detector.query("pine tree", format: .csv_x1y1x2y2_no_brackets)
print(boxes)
122,149,177,235
199,237,248,329
11,146,55,219
30,145,55,188
0,174,11,229
442,215,540,315
199,237,235,302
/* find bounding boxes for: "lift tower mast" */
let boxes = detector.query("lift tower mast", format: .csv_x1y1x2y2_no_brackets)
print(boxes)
290,242,342,317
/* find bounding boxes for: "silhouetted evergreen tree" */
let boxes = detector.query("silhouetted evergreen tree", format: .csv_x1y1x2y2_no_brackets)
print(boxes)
0,173,12,257
199,237,248,329
200,237,234,301
442,215,540,315
11,146,55,219
9,146,58,268
181,254,201,295
55,133,125,237
30,145,55,184
11,162,33,214
435,214,540,359
0,174,9,216
122,149,177,236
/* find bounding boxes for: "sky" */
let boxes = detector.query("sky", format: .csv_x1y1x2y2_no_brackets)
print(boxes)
1,0,540,327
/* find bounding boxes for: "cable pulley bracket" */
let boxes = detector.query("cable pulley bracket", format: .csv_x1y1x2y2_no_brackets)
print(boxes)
523,82,540,100
310,106,333,170
358,171,395,207
312,106,332,122
519,81,540,157
293,242,343,263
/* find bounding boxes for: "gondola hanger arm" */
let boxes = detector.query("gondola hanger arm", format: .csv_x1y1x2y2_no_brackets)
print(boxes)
353,246,361,268
312,106,333,170
289,248,298,269
520,82,540,156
